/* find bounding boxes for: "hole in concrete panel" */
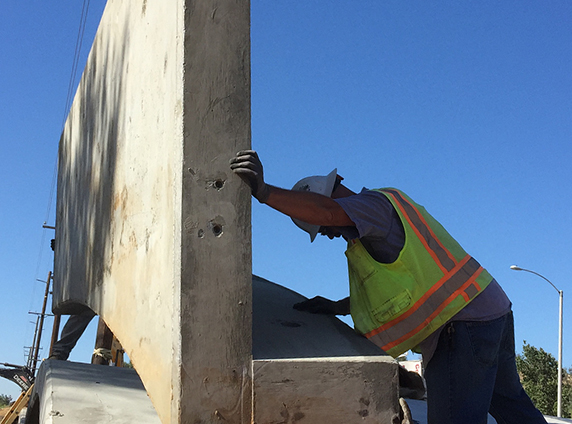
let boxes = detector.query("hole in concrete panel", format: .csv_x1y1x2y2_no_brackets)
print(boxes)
211,224,223,237
206,178,226,191
208,216,226,237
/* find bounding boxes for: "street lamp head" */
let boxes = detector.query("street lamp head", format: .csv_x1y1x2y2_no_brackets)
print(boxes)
510,265,523,271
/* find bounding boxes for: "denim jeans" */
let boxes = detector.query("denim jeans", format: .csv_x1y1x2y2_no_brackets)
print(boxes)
50,309,96,360
424,312,547,424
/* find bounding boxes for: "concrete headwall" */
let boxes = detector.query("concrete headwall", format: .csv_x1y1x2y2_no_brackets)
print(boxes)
54,1,252,423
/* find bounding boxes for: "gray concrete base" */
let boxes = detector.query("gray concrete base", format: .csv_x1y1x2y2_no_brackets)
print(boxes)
253,357,400,424
26,278,399,424
252,275,390,359
26,360,160,424
28,359,398,424
251,277,402,422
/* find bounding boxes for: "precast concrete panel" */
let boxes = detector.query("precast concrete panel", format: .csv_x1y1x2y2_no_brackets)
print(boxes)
179,0,252,422
54,1,252,423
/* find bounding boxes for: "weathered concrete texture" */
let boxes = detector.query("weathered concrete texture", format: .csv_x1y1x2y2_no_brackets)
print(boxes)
253,276,400,423
251,276,400,422
179,0,252,422
54,0,252,423
36,278,397,424
253,357,400,424
26,360,160,424
252,275,389,359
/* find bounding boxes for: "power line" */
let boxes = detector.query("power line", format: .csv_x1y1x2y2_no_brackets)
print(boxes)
62,0,92,131
26,0,93,364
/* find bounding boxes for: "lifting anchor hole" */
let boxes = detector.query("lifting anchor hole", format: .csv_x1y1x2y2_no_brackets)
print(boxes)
211,224,223,237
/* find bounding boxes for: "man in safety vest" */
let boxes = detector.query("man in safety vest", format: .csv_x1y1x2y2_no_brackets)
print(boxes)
230,150,546,424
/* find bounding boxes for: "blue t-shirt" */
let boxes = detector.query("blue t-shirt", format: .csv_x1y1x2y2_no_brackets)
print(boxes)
334,188,511,363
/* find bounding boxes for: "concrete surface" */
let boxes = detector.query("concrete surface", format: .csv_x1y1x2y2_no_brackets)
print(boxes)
26,360,160,424
252,276,400,423
253,357,400,423
546,418,572,423
54,0,185,420
53,0,252,423
252,275,390,359
178,1,252,422
33,277,397,423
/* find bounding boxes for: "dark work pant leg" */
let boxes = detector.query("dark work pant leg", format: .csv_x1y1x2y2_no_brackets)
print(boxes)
488,312,547,424
50,309,96,360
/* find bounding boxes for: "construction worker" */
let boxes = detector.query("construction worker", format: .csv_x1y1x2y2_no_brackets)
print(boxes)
230,150,546,424
49,310,95,361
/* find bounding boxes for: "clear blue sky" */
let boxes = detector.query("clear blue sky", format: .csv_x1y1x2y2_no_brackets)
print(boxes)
1,1,571,400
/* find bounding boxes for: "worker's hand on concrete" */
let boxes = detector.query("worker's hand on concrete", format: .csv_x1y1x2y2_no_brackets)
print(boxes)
229,150,270,203
293,296,350,315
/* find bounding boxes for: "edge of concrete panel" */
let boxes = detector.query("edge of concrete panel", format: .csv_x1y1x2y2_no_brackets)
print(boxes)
178,0,253,422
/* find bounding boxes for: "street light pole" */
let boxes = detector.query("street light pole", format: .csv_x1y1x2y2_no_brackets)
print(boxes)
510,265,564,418
558,288,563,418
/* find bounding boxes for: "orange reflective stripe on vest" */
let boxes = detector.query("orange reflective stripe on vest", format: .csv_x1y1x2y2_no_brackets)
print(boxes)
382,188,457,273
365,255,485,352
346,188,492,357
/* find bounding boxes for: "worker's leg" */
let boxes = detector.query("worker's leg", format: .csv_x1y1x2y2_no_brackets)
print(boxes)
488,312,547,424
425,316,506,424
49,309,96,361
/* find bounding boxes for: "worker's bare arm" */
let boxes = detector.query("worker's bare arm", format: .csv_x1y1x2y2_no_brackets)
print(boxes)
264,185,355,227
230,150,355,227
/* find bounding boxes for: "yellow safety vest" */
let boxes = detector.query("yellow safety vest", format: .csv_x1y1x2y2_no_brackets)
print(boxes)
347,188,493,358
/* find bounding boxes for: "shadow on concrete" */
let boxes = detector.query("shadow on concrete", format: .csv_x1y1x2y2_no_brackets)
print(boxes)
252,275,389,359
54,14,130,315
26,360,161,424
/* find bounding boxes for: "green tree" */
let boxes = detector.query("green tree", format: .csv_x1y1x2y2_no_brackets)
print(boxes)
516,341,572,417
0,394,12,407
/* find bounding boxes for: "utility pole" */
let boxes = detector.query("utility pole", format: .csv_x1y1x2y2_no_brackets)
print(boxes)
26,317,40,369
49,314,61,358
31,271,52,375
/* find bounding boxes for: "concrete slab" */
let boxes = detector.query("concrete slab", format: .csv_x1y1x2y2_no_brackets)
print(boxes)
252,275,389,359
546,418,572,423
253,357,400,424
26,360,160,424
252,276,399,423
33,278,395,423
